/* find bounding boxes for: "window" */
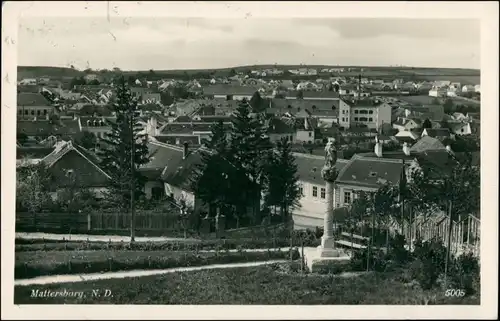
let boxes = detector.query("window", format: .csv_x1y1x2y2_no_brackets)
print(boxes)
36,110,41,116
354,110,359,114
368,110,374,114
344,191,351,204
290,135,293,141
18,110,22,115
320,187,326,199
151,187,164,200
24,110,28,115
43,109,47,115
360,117,368,122
354,117,359,121
30,110,35,115
369,117,373,122
65,169,74,178
312,186,318,197
308,132,312,137
299,185,304,196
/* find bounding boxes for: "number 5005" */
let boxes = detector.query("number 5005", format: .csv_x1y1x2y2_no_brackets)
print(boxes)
445,289,466,297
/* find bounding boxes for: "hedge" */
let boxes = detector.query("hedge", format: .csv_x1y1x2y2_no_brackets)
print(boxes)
15,234,322,252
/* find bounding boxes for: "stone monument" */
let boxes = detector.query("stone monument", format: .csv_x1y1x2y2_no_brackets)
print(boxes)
305,138,350,271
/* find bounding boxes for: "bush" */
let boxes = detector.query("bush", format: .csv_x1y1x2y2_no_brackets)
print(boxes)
386,233,411,265
446,252,480,295
15,237,302,252
349,248,389,272
410,239,447,290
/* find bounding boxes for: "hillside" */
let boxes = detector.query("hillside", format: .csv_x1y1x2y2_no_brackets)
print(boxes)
17,65,480,84
17,66,83,79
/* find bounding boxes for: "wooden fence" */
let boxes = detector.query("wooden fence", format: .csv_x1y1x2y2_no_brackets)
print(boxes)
16,211,288,240
89,212,186,231
390,213,480,257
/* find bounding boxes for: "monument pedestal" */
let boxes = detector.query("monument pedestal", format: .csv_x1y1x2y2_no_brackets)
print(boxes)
317,236,345,257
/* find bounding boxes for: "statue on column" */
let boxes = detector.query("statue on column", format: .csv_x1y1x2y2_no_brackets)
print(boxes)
321,138,339,182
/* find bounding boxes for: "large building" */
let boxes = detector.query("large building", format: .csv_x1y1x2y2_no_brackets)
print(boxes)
338,100,392,131
17,93,54,120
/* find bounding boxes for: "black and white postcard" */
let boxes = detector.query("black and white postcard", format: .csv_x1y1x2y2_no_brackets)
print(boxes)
2,1,498,320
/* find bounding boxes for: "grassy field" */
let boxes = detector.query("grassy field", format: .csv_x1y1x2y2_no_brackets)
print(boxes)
15,249,297,279
14,264,480,305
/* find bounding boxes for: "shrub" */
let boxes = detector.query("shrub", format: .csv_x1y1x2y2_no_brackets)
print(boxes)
15,237,301,252
387,233,411,265
349,248,388,272
445,252,480,295
410,239,448,290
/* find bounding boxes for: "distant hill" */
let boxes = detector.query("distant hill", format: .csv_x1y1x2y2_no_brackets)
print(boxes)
18,66,84,79
18,65,480,83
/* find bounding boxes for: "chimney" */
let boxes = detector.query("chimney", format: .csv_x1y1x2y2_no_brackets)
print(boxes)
374,136,383,158
402,142,411,156
304,117,309,130
183,142,189,159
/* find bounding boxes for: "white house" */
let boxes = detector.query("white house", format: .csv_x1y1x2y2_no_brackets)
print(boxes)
448,121,472,136
18,78,38,85
462,85,475,93
474,84,481,93
452,112,468,121
292,153,349,230
429,87,447,97
447,89,458,97
392,118,422,132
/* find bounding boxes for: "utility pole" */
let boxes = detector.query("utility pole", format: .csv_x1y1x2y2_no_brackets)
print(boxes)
129,95,136,243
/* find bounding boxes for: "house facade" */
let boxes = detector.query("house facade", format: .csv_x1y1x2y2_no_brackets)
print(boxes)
429,87,447,97
17,93,54,120
39,140,111,199
334,151,405,208
392,118,422,132
338,101,392,131
292,153,349,229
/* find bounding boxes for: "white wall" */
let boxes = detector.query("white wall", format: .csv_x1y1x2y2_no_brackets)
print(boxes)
269,133,294,143
338,100,351,128
336,185,377,208
295,130,314,143
376,103,392,132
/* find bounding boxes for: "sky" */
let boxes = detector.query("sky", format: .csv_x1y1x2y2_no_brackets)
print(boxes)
17,17,480,71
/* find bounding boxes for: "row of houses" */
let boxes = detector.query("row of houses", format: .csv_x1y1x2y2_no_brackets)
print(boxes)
16,129,478,231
